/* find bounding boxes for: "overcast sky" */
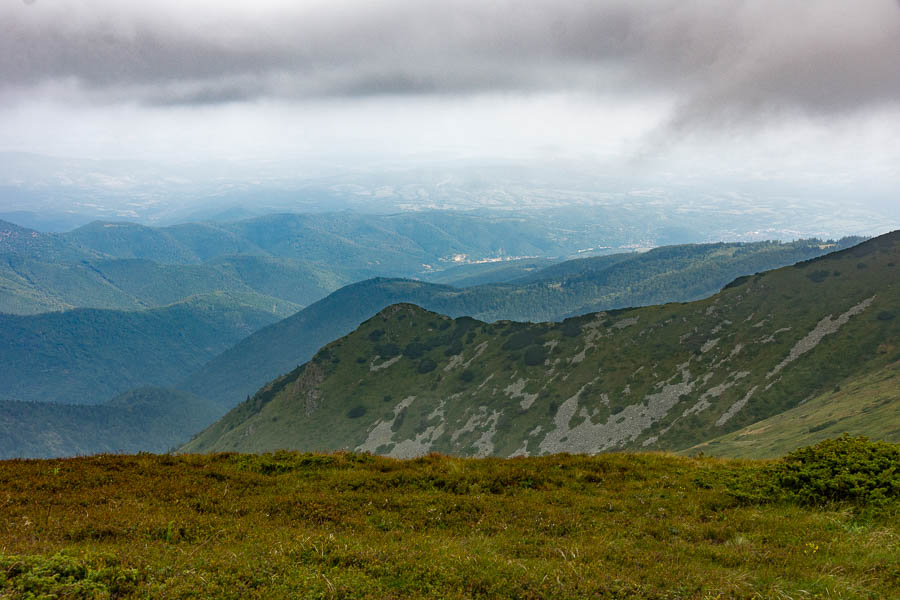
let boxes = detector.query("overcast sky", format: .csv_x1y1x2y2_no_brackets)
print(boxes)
2,0,900,195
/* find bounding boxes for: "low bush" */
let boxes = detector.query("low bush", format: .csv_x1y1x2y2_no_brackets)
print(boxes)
523,345,546,366
0,552,139,599
347,405,367,419
417,358,437,374
772,434,900,506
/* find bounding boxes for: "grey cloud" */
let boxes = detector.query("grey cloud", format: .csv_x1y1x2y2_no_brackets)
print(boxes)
2,0,899,127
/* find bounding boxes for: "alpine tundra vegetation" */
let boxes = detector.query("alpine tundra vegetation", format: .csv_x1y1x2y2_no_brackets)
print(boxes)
2,437,900,598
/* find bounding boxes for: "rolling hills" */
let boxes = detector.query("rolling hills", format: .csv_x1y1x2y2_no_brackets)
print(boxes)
0,254,343,315
182,231,899,456
0,293,283,405
1,211,862,317
0,211,580,315
0,230,873,459
180,237,862,410
0,388,219,459
0,210,625,316
421,257,561,287
1,211,581,268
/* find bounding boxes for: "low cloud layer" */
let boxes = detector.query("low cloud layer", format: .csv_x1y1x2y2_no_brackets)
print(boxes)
3,0,900,131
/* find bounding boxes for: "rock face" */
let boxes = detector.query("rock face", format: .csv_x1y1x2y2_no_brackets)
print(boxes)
182,232,900,457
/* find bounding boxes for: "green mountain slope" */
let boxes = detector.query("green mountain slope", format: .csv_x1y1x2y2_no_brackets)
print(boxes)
688,361,900,459
421,257,561,287
182,231,899,455
0,255,352,316
0,220,100,262
0,293,283,405
180,238,862,410
0,387,220,459
179,279,463,409
64,221,266,263
9,212,577,268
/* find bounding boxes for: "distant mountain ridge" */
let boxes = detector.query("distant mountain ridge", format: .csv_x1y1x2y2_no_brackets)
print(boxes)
180,237,863,411
2,212,579,268
0,388,219,459
182,231,899,456
0,210,608,316
0,254,343,315
0,293,283,405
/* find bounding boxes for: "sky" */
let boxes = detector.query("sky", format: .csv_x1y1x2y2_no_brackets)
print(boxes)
2,0,900,205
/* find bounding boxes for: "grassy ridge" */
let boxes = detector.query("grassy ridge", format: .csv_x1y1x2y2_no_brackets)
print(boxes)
0,449,897,598
691,362,900,458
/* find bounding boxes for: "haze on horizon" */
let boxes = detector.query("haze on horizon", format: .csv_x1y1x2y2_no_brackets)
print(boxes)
1,0,899,233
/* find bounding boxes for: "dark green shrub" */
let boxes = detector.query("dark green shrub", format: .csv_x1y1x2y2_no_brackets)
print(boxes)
560,319,582,337
375,343,400,357
0,552,139,599
417,359,437,374
502,330,543,351
523,345,546,366
458,369,475,383
773,435,900,506
807,419,837,433
347,405,367,419
807,270,830,283
444,339,464,357
403,342,426,359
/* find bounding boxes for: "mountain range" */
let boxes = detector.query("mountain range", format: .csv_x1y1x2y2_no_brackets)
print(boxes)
182,231,899,457
0,211,580,315
0,212,883,458
181,238,858,411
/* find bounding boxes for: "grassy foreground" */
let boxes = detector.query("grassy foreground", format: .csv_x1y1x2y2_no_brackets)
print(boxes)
1,446,898,599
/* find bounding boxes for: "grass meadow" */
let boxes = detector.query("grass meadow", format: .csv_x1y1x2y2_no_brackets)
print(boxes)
1,444,898,598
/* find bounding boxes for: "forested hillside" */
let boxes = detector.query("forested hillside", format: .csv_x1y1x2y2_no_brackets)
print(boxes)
421,257,560,287
0,388,219,459
0,254,343,315
2,212,577,267
0,211,606,315
0,294,282,405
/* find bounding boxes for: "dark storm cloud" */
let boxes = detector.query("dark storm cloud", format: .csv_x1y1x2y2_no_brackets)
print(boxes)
2,0,899,127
